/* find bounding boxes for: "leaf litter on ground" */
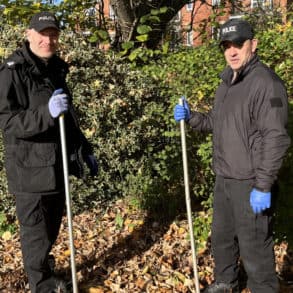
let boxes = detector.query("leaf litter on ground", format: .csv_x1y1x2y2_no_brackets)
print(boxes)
0,199,292,293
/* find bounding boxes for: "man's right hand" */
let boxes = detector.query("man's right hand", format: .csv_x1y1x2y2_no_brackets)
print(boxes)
173,97,191,122
48,88,69,118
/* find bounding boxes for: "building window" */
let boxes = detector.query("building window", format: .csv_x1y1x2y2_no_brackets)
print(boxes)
186,30,193,46
212,0,221,6
186,3,193,11
109,5,115,19
251,0,272,8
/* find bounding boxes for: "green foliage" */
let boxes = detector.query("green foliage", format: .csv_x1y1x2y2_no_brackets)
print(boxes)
257,21,293,96
0,0,47,26
140,43,224,204
114,213,124,230
137,25,152,35
0,0,112,48
141,43,223,104
195,135,214,210
118,7,172,63
193,210,212,251
0,212,16,236
0,24,24,61
0,131,16,234
58,31,185,214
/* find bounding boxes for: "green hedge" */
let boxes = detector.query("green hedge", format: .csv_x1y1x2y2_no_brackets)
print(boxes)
59,33,214,217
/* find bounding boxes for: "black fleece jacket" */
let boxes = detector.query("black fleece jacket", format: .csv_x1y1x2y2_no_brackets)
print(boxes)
188,54,290,191
0,42,93,195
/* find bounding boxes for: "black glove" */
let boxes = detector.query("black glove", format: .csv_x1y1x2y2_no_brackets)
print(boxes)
84,154,98,177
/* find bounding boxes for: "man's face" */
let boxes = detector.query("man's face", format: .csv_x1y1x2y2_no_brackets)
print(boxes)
222,39,258,72
26,28,60,59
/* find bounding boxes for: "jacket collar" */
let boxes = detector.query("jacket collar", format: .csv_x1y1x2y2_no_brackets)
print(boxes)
20,41,68,76
220,54,259,86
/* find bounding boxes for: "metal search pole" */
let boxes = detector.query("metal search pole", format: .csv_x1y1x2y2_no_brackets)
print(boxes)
59,114,79,293
179,98,200,293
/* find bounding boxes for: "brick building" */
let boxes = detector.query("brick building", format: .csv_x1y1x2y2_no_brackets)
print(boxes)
99,0,290,47
179,0,290,46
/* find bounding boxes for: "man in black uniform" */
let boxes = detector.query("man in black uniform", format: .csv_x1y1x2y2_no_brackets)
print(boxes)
0,12,98,292
174,19,290,293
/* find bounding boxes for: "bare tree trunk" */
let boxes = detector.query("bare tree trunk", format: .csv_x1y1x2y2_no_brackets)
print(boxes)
110,0,191,48
110,0,137,41
109,0,246,49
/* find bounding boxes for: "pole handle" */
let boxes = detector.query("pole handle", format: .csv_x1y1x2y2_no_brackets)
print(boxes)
178,98,200,293
59,114,79,293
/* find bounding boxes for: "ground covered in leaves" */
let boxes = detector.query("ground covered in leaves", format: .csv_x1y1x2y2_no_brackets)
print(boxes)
0,199,292,293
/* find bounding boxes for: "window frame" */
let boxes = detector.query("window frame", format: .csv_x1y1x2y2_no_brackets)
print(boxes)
251,0,272,8
186,30,193,46
109,4,115,20
212,0,221,6
186,3,193,11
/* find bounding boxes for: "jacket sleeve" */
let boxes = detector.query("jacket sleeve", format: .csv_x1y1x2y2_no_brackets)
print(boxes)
65,106,94,179
66,106,93,155
253,77,291,191
188,108,214,132
0,65,54,139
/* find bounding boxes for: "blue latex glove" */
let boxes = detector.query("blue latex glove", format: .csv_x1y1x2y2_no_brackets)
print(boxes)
250,188,271,214
48,88,69,118
84,154,98,176
173,96,191,122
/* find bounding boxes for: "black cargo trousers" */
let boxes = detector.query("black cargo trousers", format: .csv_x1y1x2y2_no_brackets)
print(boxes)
15,192,65,293
211,176,279,293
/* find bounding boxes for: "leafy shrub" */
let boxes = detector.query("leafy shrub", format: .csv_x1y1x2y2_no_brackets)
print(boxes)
256,21,293,96
59,33,208,217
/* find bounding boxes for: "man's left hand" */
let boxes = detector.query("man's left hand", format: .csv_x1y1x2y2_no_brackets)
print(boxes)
85,154,98,177
250,188,271,214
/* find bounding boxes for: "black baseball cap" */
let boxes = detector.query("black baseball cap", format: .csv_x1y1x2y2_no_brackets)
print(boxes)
29,11,60,32
219,18,254,45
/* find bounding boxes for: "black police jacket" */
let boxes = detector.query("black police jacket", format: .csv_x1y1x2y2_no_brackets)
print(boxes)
188,55,290,191
0,42,93,195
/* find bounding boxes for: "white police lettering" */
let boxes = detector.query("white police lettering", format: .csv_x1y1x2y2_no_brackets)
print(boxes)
222,25,237,34
7,61,15,67
38,16,55,21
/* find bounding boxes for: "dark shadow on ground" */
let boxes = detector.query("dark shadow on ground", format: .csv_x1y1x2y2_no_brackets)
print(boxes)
53,192,204,292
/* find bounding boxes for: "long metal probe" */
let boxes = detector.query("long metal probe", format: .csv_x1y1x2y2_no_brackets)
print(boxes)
59,114,79,293
179,98,200,293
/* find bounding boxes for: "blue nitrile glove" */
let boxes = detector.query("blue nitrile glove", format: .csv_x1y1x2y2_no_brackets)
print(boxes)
173,96,191,122
84,154,98,176
48,88,69,118
250,188,271,214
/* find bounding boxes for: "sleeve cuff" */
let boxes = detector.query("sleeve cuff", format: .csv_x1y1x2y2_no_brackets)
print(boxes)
254,186,271,193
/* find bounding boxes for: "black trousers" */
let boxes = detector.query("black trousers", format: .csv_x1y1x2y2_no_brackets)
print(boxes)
211,176,279,293
15,193,65,293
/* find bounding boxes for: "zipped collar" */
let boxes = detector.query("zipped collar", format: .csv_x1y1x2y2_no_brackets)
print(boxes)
11,41,68,77
220,54,259,86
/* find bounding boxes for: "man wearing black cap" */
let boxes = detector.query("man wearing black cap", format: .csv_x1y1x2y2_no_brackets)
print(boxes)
0,11,98,292
174,18,290,292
